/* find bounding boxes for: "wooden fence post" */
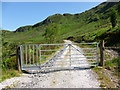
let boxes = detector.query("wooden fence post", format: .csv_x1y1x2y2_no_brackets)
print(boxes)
16,46,21,72
99,40,105,66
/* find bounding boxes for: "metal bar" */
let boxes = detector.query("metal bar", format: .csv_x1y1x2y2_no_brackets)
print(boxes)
38,45,40,66
22,63,98,70
23,64,39,66
40,61,97,67
67,48,96,50
65,53,97,55
40,43,66,46
41,48,96,51
26,45,27,65
23,46,24,65
72,43,98,45
36,45,38,66
80,48,96,50
41,53,97,57
19,42,97,46
39,65,95,70
69,44,71,66
40,49,60,51
33,45,34,64
22,64,97,70
19,44,41,46
40,59,97,64
71,45,82,54
41,58,97,61
41,55,53,56
29,45,31,65
47,56,97,59
37,45,39,66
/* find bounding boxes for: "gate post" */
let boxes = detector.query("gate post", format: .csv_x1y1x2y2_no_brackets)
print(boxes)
99,40,105,66
16,45,21,72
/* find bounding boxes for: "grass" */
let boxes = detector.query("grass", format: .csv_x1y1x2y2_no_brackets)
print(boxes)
0,69,21,83
0,55,22,82
93,57,120,88
93,66,115,88
104,57,120,74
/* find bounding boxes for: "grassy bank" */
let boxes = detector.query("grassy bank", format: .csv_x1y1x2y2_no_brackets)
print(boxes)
104,57,120,73
0,69,21,83
93,57,120,88
1,56,21,82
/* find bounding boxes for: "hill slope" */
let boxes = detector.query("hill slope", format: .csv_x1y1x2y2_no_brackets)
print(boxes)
2,2,120,58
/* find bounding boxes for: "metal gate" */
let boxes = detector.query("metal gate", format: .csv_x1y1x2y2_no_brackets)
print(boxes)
19,43,99,70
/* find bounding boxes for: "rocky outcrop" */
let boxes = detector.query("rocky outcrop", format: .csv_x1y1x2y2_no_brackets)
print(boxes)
15,25,32,32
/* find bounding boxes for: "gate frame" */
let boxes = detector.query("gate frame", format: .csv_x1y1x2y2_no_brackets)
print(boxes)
17,42,99,71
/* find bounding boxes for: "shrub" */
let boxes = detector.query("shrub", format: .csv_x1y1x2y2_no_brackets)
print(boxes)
2,56,17,70
105,57,120,71
110,10,117,28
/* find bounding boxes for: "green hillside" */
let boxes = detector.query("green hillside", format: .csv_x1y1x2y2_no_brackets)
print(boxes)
2,2,120,58
1,2,120,81
3,2,120,45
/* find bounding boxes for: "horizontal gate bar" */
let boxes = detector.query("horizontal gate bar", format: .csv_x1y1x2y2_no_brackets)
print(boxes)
41,56,97,60
40,59,97,64
21,64,97,70
20,42,98,46
72,43,98,45
80,48,96,50
41,53,97,57
40,65,97,70
41,59,97,64
40,48,96,51
21,64,39,67
40,62,97,67
40,43,66,45
40,49,60,51
40,43,97,45
67,53,97,55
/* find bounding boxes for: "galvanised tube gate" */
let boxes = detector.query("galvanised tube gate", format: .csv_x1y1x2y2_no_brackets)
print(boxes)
19,43,99,70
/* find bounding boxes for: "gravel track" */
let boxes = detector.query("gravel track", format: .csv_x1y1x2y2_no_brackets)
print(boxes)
0,40,100,89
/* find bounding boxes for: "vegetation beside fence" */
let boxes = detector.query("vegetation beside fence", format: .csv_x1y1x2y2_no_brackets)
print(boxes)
0,56,21,82
93,57,120,88
1,69,21,82
104,57,120,73
93,41,120,88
